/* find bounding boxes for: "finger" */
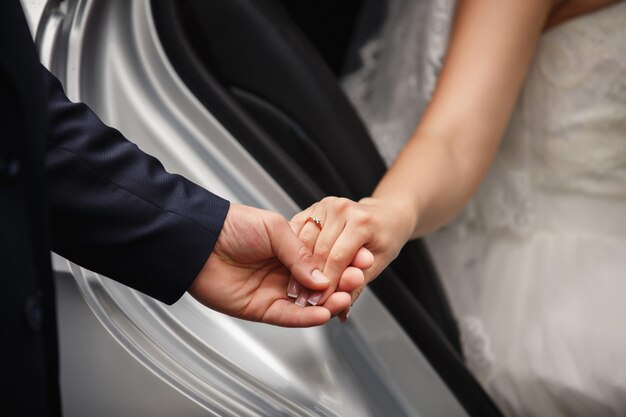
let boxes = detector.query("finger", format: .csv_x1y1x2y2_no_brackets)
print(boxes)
290,210,326,301
287,278,300,299
312,217,345,267
289,214,324,299
350,285,366,305
294,288,310,307
262,299,331,327
290,203,318,235
298,214,324,252
308,267,361,307
352,247,374,270
319,264,365,314
337,266,365,293
322,292,352,317
286,211,327,299
337,307,351,324
304,210,348,305
307,248,371,305
322,226,369,293
303,197,367,306
338,284,366,323
267,216,330,291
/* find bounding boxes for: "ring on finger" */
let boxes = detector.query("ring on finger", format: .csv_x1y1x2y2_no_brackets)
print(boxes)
306,216,323,230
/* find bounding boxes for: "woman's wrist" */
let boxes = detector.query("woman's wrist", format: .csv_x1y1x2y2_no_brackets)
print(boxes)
359,196,419,244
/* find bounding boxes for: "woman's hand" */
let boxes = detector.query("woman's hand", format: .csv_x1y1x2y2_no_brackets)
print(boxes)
290,196,418,311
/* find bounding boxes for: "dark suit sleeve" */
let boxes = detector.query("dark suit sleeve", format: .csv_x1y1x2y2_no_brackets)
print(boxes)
43,67,230,304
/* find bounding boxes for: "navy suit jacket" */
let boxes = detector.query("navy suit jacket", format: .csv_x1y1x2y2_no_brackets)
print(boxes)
0,2,229,416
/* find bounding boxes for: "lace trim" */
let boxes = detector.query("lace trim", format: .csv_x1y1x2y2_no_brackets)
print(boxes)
460,316,496,383
343,0,456,166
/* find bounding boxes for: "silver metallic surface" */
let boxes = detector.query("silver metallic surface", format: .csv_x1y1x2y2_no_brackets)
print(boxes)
24,1,469,415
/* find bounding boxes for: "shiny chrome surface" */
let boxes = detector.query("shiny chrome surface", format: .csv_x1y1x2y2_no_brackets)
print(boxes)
26,1,468,415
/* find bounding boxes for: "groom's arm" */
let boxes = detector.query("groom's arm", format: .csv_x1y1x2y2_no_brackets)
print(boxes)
44,67,229,304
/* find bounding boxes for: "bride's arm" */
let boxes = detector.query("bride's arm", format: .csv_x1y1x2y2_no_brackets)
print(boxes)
292,0,560,306
376,0,557,238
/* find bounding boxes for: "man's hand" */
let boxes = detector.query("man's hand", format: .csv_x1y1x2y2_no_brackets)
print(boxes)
188,204,353,327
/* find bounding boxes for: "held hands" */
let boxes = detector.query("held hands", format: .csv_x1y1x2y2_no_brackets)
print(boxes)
188,198,409,327
189,204,357,327
290,197,416,316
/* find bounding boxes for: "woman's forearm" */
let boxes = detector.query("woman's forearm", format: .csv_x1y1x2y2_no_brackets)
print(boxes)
372,0,554,239
372,129,498,239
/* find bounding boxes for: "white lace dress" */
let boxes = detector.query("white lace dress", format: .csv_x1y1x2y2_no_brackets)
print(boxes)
344,2,626,416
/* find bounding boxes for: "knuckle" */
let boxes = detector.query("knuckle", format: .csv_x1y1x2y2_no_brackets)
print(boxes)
351,210,369,226
298,230,317,249
328,248,348,266
331,197,351,213
296,244,312,262
315,241,332,258
321,196,337,204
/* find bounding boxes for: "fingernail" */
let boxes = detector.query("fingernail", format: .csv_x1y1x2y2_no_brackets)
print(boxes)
307,292,324,306
295,290,309,307
311,269,329,285
287,279,300,298
338,307,351,323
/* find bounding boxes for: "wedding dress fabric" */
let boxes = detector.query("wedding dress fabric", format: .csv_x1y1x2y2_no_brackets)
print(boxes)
344,1,626,416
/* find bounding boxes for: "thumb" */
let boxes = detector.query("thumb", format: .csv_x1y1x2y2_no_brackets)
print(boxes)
266,214,330,291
